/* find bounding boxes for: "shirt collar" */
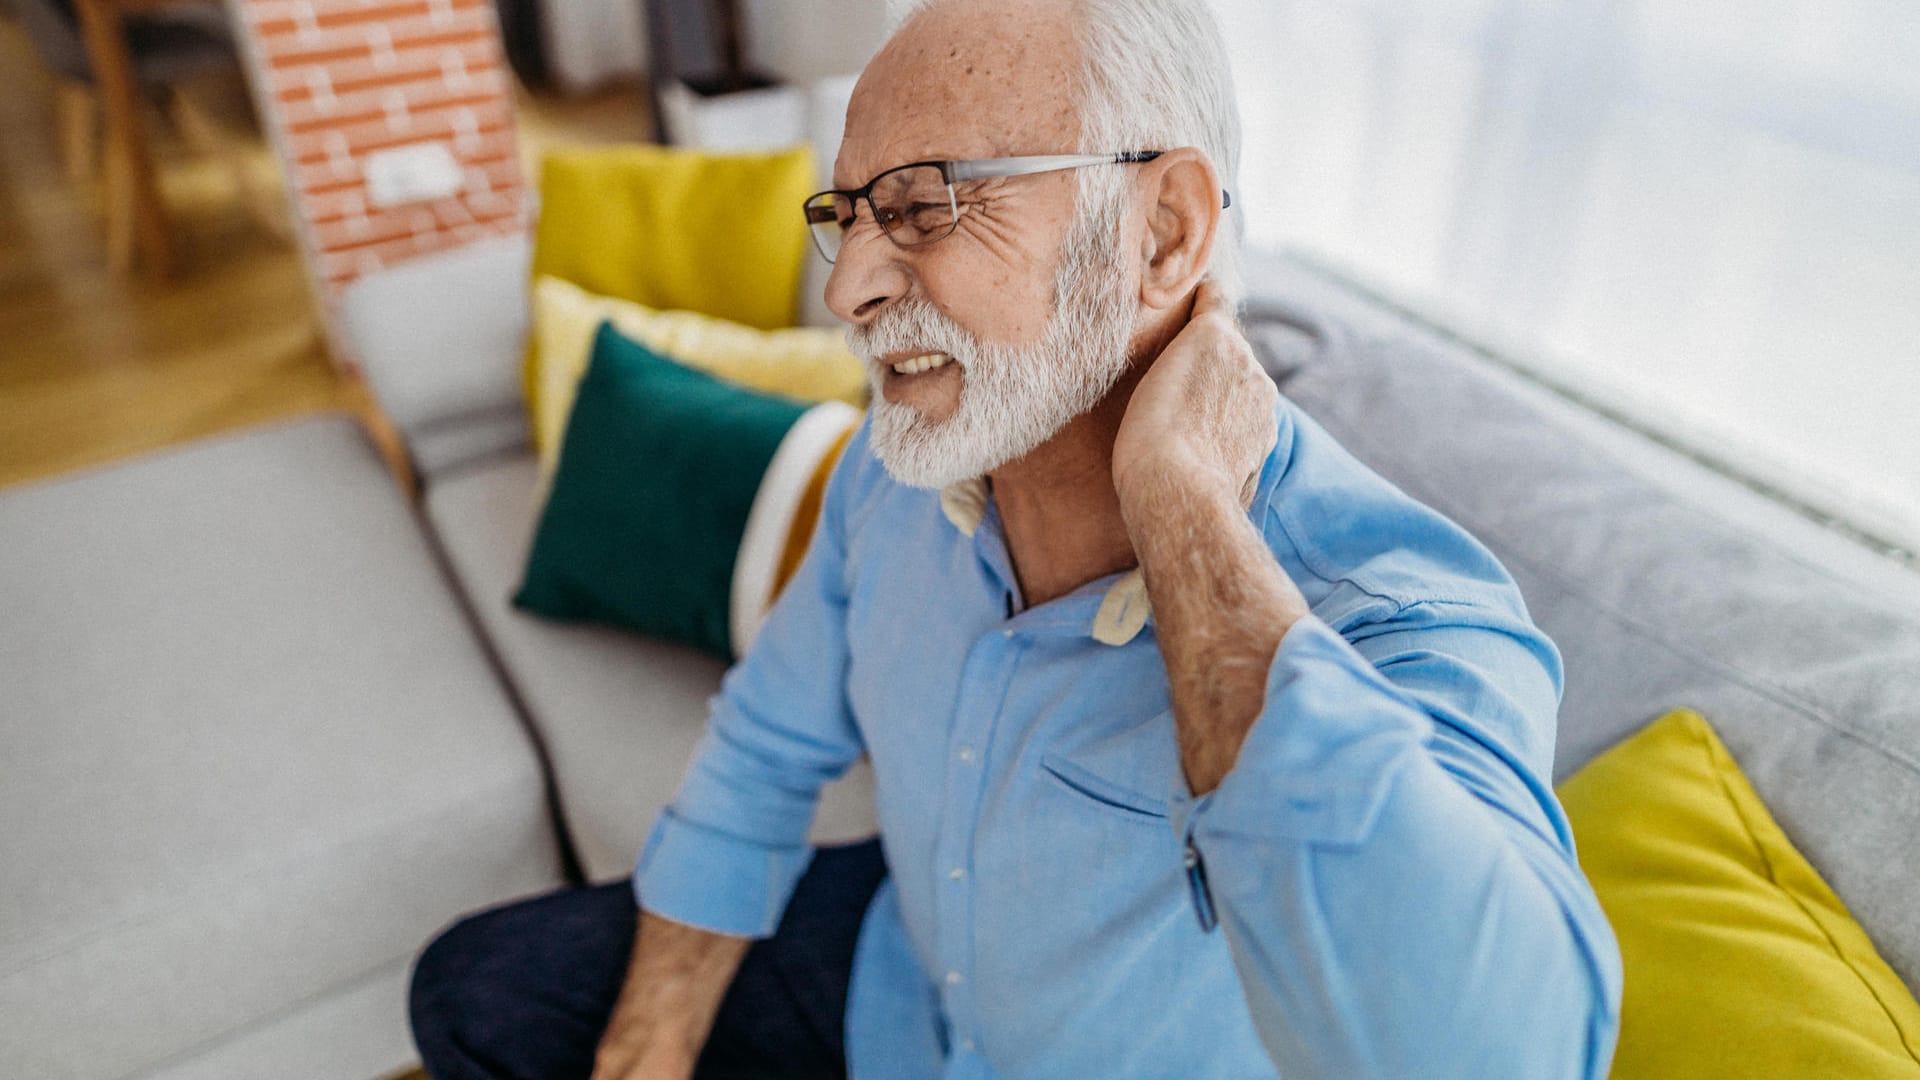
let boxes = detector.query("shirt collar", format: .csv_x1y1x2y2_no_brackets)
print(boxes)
941,477,1152,647
940,477,989,537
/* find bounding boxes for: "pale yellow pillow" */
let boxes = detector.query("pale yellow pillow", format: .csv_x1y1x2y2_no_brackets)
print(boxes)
530,276,869,471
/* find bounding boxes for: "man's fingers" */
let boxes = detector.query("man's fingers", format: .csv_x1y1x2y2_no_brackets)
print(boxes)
1191,277,1233,321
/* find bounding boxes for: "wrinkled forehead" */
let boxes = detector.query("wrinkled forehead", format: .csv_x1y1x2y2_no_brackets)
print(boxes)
836,0,1083,188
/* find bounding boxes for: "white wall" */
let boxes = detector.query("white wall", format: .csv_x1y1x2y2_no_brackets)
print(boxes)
744,0,892,84
541,0,647,91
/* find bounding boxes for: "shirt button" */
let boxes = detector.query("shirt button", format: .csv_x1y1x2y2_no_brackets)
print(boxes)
948,866,966,881
945,970,964,986
1001,628,1015,639
957,745,976,763
960,1038,977,1053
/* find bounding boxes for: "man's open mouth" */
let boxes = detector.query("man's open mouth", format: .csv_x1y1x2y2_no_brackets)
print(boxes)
886,352,955,375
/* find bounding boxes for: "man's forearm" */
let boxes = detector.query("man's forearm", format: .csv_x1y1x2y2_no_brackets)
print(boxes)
1121,469,1308,794
592,912,751,1079
1127,473,1621,1077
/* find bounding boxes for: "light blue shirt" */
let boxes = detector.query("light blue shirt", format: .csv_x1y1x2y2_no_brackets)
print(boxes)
636,398,1623,1078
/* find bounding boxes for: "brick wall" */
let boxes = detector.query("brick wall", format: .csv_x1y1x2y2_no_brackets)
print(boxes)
237,0,527,295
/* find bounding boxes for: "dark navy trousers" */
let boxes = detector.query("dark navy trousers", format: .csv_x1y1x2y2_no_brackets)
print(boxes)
409,840,888,1080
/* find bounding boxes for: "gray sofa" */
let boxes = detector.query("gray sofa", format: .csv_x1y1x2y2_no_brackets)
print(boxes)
3,235,1914,1080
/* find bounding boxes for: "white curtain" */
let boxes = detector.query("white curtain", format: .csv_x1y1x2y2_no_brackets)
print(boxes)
1213,0,1920,552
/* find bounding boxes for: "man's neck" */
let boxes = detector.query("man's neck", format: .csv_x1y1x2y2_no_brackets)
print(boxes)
990,371,1143,608
989,309,1185,608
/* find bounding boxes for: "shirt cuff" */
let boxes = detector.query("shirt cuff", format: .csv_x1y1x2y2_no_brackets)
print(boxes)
632,807,816,938
1188,614,1429,848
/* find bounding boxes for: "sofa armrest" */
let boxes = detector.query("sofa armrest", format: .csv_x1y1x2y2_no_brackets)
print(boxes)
339,235,533,446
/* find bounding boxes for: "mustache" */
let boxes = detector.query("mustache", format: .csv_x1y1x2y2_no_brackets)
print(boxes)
844,298,978,368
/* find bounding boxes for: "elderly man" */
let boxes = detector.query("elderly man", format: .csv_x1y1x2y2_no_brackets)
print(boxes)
408,0,1623,1076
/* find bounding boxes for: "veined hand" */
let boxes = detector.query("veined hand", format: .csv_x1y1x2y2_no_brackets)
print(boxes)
1112,278,1279,517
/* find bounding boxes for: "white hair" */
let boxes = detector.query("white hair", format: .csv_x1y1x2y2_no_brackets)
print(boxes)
1072,0,1243,304
895,0,1246,304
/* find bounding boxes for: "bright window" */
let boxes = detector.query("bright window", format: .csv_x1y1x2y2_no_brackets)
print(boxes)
1216,0,1920,555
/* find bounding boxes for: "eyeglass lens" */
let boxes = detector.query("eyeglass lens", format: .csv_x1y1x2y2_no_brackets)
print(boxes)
805,164,958,263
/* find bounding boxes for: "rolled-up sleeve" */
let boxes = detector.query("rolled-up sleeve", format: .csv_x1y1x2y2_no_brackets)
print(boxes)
1170,603,1623,1080
633,449,866,938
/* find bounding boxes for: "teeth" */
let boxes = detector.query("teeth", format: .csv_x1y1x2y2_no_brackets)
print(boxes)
890,353,954,375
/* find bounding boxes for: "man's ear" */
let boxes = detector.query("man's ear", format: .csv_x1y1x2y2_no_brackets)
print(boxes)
1136,147,1221,312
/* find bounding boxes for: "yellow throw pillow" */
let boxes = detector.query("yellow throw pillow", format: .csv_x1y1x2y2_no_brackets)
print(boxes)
527,143,818,429
529,276,869,470
1559,709,1920,1078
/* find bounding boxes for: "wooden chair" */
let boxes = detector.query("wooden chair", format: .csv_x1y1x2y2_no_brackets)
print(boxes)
8,0,273,270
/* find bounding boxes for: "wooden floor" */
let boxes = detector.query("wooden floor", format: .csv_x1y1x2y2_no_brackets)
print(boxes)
0,24,341,489
0,17,650,492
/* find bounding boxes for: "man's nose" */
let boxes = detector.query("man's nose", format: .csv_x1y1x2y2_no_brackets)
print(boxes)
823,220,910,325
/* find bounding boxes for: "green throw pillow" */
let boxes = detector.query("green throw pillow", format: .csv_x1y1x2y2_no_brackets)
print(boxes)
515,322,861,660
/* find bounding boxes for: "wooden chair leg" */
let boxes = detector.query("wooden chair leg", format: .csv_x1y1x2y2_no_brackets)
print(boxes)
56,81,99,187
102,137,134,274
77,0,174,278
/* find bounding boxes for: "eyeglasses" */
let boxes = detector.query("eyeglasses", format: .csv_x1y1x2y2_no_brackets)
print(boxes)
802,151,1232,263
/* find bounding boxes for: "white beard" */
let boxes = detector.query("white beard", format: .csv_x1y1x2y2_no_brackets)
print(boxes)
847,190,1139,490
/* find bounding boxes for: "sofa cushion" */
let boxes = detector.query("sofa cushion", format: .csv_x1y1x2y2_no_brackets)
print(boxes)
0,416,564,1080
141,959,415,1080
1244,254,1920,993
409,402,531,482
1560,710,1920,1077
424,452,877,883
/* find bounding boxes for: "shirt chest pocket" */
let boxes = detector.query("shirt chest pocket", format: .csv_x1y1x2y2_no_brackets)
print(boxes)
1038,710,1179,825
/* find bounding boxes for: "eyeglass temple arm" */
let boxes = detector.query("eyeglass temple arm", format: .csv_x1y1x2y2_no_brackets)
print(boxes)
943,153,1231,208
942,153,1141,181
